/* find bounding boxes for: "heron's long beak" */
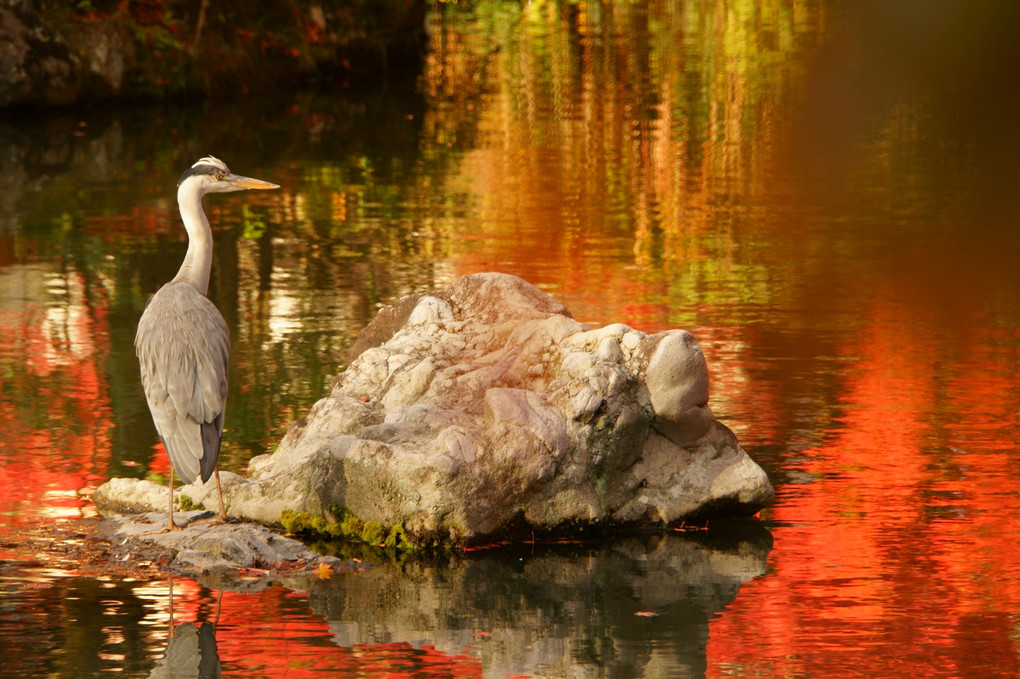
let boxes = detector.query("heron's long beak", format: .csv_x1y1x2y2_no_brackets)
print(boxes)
228,174,280,190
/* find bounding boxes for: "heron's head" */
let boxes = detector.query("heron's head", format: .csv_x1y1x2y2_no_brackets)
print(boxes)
178,156,279,195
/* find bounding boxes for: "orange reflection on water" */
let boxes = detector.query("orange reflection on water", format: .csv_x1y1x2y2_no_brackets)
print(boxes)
706,300,1020,678
0,262,113,526
160,583,483,678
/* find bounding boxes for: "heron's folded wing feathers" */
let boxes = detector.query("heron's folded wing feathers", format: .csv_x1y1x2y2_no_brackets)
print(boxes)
136,284,229,485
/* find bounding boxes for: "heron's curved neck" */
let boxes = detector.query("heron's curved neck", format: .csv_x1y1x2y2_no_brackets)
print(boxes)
172,183,213,294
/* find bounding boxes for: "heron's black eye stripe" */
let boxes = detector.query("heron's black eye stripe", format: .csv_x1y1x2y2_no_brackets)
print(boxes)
177,161,230,187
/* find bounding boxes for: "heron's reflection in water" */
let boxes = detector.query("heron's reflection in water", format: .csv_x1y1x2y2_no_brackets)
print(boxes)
149,578,223,679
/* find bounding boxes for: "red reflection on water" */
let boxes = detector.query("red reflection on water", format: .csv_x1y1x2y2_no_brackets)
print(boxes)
165,584,483,678
2,572,483,678
706,302,1020,678
0,265,113,526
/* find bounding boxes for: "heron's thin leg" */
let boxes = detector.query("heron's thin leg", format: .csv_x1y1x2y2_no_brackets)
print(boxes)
167,467,181,531
214,468,226,521
169,576,176,636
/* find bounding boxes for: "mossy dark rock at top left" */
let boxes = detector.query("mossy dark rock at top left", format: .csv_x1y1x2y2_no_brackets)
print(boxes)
0,0,427,107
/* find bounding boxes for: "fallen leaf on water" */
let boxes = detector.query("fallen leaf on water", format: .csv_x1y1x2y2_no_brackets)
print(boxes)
314,561,334,580
238,567,270,577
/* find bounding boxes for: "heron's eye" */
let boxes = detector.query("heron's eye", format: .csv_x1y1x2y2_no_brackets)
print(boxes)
215,172,224,180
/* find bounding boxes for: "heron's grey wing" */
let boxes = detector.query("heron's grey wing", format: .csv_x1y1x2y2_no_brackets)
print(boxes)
136,283,230,485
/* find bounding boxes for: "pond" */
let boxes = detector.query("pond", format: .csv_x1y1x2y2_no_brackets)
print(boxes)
3,0,1020,676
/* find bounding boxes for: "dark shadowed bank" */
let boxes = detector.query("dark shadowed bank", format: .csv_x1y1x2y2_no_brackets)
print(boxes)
0,0,426,107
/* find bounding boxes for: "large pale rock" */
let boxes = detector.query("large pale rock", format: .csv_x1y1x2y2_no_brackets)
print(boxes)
251,273,771,541
96,272,773,545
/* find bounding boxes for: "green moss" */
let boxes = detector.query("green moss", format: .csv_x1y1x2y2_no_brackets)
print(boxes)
280,506,421,556
174,494,204,512
281,509,337,537
338,509,364,538
383,523,413,551
361,521,386,545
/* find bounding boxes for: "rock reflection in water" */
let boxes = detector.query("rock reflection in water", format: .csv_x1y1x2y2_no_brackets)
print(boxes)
301,523,771,678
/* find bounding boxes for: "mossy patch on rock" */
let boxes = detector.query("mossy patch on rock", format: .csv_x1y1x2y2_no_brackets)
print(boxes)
280,506,414,553
175,494,204,512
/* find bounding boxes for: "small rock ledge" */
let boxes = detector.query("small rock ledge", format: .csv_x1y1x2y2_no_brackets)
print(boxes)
96,510,350,585
95,273,773,547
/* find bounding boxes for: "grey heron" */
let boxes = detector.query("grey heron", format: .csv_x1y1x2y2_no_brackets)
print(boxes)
135,156,278,530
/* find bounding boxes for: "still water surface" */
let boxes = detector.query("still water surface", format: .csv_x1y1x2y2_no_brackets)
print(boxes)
3,1,1020,676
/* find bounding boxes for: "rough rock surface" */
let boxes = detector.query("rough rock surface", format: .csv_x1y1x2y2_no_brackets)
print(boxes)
96,510,346,582
95,272,773,545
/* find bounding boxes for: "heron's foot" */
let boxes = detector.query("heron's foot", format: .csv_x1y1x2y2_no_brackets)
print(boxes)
140,520,183,535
